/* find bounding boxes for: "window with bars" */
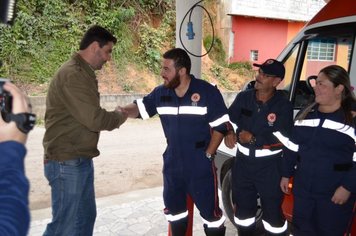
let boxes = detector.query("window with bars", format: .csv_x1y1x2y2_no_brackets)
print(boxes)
307,39,336,61
250,50,258,61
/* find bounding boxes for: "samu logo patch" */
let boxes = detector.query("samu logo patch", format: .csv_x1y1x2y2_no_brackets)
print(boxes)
267,113,276,126
191,93,200,106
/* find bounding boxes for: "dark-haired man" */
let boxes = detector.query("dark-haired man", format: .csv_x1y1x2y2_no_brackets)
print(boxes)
43,25,128,236
123,48,231,236
225,59,293,236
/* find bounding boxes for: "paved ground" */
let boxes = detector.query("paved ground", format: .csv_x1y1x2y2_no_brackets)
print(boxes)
26,118,166,210
26,118,238,235
29,187,238,236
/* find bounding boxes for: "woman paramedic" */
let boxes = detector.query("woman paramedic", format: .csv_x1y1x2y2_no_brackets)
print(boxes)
277,65,356,235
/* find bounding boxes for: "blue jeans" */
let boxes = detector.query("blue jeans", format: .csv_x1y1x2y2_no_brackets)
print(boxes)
43,157,96,236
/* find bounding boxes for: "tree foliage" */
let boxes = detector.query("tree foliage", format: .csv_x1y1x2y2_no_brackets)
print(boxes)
0,0,175,85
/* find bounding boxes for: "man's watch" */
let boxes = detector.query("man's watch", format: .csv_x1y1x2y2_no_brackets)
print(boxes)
206,152,215,161
249,135,256,145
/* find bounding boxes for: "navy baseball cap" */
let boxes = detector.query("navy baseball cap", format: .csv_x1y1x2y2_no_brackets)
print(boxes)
253,59,285,79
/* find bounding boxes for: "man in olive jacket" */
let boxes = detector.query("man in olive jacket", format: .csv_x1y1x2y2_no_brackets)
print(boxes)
42,25,128,236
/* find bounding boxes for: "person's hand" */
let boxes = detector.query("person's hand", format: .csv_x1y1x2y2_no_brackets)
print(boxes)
224,131,236,149
238,130,253,144
280,177,290,194
115,106,128,122
0,82,31,144
331,186,351,205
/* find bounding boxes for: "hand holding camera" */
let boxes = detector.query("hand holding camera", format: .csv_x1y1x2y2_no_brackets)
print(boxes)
0,79,36,144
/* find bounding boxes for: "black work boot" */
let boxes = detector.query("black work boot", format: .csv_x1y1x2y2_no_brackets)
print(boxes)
204,226,226,236
170,218,188,236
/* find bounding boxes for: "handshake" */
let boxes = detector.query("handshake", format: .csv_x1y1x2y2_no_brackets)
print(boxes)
0,79,36,144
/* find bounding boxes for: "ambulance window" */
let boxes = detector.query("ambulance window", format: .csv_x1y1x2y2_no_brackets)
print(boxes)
293,34,354,109
307,39,336,61
303,35,353,80
279,23,356,113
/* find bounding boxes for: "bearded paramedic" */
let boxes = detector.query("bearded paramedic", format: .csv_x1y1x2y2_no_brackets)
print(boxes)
122,48,233,236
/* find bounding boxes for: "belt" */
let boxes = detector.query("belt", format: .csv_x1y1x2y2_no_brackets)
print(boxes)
237,143,282,157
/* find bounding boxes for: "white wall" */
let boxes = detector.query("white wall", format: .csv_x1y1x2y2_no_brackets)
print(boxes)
229,0,326,21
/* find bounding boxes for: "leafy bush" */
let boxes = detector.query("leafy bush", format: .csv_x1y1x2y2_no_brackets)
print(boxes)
228,61,253,70
0,0,162,85
210,64,233,90
203,35,226,65
228,61,254,77
136,9,175,74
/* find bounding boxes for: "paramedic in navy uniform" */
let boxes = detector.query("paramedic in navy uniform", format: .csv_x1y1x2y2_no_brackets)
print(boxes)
278,65,356,236
122,48,232,236
225,59,293,236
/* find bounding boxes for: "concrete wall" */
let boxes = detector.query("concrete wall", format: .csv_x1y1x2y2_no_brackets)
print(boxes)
29,92,238,120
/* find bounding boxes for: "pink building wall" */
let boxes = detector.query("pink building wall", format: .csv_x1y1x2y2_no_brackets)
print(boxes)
230,16,304,65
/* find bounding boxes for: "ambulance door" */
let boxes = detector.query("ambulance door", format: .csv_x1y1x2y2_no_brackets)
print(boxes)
278,23,356,115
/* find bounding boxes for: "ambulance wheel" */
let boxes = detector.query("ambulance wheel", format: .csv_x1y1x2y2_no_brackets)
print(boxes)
221,169,263,228
222,169,238,227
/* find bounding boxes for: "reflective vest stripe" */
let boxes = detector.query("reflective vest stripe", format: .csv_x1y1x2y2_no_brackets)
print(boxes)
136,99,150,120
295,118,356,141
179,106,207,115
262,220,288,234
237,143,282,157
294,119,320,127
157,107,178,115
273,131,299,152
209,114,230,128
234,216,255,227
157,106,208,115
202,215,226,228
256,149,282,157
165,210,188,222
140,103,230,127
322,119,356,141
353,152,356,162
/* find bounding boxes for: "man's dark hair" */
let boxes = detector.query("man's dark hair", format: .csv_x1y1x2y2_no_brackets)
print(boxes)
79,25,117,50
163,48,191,74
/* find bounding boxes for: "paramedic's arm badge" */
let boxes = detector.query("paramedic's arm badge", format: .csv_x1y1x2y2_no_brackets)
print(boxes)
4,112,36,134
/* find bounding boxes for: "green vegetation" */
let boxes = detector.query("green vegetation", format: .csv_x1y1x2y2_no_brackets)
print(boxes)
210,64,233,90
203,35,226,65
0,0,253,93
228,61,256,79
136,10,175,74
0,0,174,85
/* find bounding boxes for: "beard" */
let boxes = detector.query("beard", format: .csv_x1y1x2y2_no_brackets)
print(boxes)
164,72,181,89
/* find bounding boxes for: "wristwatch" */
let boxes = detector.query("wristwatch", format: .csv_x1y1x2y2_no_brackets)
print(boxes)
206,152,215,161
249,135,256,145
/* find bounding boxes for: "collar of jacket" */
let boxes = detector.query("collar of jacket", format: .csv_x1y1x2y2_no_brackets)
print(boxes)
72,53,96,79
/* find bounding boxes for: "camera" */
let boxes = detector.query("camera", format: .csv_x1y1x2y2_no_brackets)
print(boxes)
0,78,13,121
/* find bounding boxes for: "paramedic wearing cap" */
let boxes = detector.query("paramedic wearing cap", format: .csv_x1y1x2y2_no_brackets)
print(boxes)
122,48,232,236
225,59,293,235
